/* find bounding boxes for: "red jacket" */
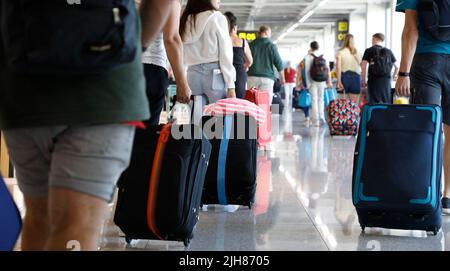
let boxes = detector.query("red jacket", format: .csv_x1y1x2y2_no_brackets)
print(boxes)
284,68,296,83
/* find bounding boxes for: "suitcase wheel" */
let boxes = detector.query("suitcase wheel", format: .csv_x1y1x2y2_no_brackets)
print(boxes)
183,238,191,247
125,236,133,245
428,227,439,236
361,225,366,233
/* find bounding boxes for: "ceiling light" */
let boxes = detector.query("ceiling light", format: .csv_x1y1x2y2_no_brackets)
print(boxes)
299,10,314,23
317,0,329,7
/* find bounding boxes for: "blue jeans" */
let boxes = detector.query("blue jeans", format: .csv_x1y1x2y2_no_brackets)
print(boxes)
300,107,310,118
187,62,227,104
341,71,361,94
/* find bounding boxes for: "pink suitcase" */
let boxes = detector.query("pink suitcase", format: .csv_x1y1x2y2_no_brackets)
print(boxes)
245,88,271,149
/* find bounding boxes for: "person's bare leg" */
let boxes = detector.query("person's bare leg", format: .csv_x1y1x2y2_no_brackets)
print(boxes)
349,94,360,103
45,187,109,251
21,197,49,250
443,125,450,198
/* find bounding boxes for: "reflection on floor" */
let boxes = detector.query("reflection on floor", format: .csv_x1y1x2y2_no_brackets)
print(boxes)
7,98,450,251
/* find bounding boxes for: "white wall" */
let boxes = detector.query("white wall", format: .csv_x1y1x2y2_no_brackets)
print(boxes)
390,1,405,63
366,2,388,48
278,25,336,67
349,12,366,55
279,42,310,67
323,24,336,64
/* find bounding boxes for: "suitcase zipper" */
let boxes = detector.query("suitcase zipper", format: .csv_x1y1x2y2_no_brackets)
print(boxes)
178,138,206,234
182,140,203,229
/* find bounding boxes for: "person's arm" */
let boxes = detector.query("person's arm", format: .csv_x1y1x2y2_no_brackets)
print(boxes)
162,0,191,104
296,61,304,89
140,0,172,48
361,60,368,88
336,53,343,90
272,45,285,84
279,71,286,86
395,9,419,96
393,61,400,81
327,69,333,89
216,14,236,97
243,40,253,70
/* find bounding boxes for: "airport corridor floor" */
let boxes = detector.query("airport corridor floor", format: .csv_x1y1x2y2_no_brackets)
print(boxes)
7,99,450,251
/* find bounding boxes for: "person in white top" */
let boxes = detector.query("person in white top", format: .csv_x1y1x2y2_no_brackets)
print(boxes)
297,41,333,127
180,0,237,106
140,0,192,125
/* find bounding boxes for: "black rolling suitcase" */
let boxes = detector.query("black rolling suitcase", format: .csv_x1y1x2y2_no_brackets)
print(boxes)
200,115,258,208
353,104,443,235
271,93,285,115
114,123,211,247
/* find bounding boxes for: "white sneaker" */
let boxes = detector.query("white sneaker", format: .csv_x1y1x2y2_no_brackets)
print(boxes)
304,118,310,126
223,205,240,212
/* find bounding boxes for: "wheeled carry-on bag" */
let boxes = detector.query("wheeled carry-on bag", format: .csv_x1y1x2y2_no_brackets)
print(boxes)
245,88,271,149
0,175,22,251
327,97,360,136
201,115,258,208
114,123,211,247
353,104,443,235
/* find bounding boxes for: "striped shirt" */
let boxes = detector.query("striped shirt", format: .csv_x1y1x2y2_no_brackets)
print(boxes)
203,98,267,126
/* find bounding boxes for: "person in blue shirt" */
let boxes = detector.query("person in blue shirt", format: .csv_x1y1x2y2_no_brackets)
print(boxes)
395,0,450,214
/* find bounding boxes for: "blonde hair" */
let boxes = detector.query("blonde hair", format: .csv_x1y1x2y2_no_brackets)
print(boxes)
341,34,357,55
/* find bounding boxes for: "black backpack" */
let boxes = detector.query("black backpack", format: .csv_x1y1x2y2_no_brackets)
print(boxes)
368,47,393,78
1,0,137,75
310,54,329,82
418,0,450,42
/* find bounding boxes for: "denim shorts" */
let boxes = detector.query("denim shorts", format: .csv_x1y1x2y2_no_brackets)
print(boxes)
341,71,362,94
187,62,227,104
2,124,135,202
411,53,450,125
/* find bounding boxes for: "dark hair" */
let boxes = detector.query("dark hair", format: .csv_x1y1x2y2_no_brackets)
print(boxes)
310,41,319,51
259,25,271,35
180,0,218,39
224,11,237,34
372,33,385,42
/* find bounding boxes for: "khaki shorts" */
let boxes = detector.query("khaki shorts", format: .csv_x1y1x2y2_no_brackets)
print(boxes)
3,124,135,202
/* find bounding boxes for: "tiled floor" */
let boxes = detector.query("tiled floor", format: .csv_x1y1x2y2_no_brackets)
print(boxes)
8,99,450,251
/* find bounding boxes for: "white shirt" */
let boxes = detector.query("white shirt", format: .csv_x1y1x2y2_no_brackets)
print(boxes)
142,32,168,70
182,11,236,89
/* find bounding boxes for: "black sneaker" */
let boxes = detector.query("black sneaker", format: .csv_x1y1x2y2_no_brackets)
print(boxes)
442,197,450,215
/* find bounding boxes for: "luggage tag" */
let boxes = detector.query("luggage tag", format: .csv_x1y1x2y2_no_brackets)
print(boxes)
170,102,191,125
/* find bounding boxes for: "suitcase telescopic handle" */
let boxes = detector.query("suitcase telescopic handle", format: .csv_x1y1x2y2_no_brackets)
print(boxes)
391,88,416,104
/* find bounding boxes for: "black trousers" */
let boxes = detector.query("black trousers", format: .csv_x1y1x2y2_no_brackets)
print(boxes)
411,53,450,125
367,77,391,104
143,63,169,126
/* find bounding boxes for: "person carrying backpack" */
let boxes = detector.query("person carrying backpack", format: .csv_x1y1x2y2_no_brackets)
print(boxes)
297,41,332,127
361,33,399,104
396,0,450,215
0,0,171,250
